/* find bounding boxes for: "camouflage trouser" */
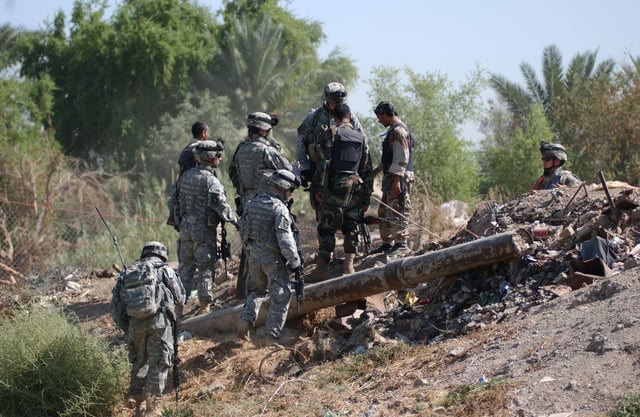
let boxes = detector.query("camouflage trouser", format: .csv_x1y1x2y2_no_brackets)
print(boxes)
128,323,173,399
316,198,361,261
240,258,291,339
378,190,411,246
178,222,217,304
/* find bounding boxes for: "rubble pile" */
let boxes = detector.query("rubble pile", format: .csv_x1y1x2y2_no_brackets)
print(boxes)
336,182,640,351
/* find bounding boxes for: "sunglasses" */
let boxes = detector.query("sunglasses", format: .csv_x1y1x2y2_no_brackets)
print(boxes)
541,156,553,162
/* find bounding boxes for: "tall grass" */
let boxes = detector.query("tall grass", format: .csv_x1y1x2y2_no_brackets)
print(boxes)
0,306,128,417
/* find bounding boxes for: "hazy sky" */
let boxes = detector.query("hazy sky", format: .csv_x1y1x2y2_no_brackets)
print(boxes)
3,0,639,139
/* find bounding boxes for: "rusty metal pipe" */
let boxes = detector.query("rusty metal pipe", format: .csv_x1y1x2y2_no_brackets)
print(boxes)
180,231,526,337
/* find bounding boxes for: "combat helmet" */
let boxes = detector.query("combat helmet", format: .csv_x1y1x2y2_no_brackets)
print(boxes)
540,141,567,164
140,241,168,262
323,82,347,104
269,169,298,191
247,112,278,131
194,139,224,165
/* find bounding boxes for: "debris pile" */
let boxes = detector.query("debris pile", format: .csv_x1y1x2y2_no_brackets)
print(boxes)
326,181,640,353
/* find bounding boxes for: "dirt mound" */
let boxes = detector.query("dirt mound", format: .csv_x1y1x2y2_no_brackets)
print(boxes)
12,182,640,416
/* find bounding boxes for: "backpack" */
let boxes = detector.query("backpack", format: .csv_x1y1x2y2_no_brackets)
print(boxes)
119,259,165,320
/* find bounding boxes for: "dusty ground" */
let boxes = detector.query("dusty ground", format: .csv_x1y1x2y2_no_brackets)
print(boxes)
14,182,640,416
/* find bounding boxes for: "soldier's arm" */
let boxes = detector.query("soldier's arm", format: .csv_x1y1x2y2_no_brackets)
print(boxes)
274,205,301,269
208,178,239,225
295,110,316,172
164,267,186,306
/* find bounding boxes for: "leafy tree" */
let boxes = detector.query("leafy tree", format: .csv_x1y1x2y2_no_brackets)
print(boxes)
210,0,358,147
16,0,218,170
208,13,304,118
554,56,640,184
145,90,237,187
479,104,552,199
0,24,22,72
489,44,615,135
366,66,484,203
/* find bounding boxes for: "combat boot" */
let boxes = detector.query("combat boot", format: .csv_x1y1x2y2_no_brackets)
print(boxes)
310,255,329,281
343,253,355,275
199,300,211,314
144,396,162,417
237,319,251,341
133,402,146,417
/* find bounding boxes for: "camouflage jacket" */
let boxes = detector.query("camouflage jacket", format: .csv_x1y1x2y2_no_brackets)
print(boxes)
169,164,237,228
229,135,293,206
239,192,301,268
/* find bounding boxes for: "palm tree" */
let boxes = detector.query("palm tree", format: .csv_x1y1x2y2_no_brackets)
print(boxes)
210,13,305,120
489,44,615,133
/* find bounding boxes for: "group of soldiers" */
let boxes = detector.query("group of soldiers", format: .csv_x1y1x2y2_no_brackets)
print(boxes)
110,81,416,416
109,81,584,415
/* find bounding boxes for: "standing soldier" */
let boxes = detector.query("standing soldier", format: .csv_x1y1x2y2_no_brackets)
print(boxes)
372,101,415,257
313,103,373,276
229,112,295,298
168,140,238,313
167,121,210,230
237,169,301,345
295,82,366,274
110,241,186,417
530,141,581,190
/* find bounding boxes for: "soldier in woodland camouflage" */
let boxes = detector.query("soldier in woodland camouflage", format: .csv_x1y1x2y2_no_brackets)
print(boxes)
168,140,238,313
295,82,366,275
237,170,301,344
372,101,415,258
314,103,373,275
229,112,294,298
110,241,186,417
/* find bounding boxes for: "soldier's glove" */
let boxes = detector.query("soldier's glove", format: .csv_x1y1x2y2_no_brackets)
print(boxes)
299,170,311,188
287,261,302,274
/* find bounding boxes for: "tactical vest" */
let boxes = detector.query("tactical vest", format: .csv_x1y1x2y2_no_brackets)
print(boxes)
330,127,364,172
381,121,414,173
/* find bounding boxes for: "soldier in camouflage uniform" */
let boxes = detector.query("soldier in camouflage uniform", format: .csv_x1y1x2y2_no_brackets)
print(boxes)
110,241,186,417
229,112,293,219
295,82,367,275
530,141,581,190
237,169,301,344
372,101,415,258
168,140,238,313
229,112,294,298
313,103,373,275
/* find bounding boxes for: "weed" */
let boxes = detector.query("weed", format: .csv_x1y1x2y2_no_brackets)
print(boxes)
442,377,514,417
608,394,640,417
0,305,128,417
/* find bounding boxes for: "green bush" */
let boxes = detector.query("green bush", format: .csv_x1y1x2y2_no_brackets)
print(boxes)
609,394,640,417
0,306,128,417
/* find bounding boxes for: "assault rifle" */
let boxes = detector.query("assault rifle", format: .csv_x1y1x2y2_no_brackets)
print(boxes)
172,317,180,403
217,221,231,278
358,223,372,255
95,206,127,269
287,199,304,312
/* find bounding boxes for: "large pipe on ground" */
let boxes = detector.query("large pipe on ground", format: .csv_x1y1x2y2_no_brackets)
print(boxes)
180,231,526,337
